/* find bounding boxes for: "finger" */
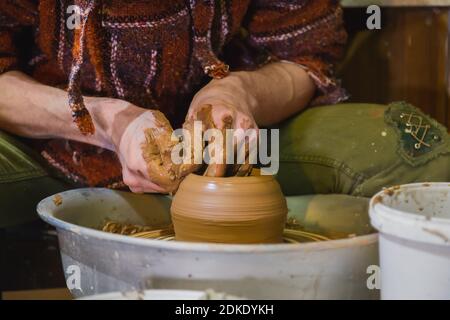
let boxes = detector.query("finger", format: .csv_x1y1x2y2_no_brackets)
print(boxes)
134,171,168,193
140,125,178,190
204,125,228,177
129,181,167,194
154,130,178,174
237,130,259,177
144,111,199,189
197,105,234,177
228,114,258,176
229,135,254,177
146,111,177,169
129,183,166,194
179,119,205,176
234,153,253,177
129,186,144,194
123,167,167,193
204,162,227,177
193,104,216,129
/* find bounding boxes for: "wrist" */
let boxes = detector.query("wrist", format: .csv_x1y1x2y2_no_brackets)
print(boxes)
192,73,258,116
84,97,146,151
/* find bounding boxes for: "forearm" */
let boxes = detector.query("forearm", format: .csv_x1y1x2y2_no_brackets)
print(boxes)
0,71,142,150
193,62,315,126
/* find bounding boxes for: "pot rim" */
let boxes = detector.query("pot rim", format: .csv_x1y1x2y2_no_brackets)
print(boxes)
184,173,275,185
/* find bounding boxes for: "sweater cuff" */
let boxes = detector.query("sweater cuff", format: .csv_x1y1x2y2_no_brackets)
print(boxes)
279,58,349,106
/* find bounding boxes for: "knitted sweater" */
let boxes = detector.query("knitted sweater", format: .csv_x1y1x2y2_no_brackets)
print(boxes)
0,0,347,187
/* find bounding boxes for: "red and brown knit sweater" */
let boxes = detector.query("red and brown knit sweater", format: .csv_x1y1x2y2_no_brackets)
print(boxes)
0,0,347,188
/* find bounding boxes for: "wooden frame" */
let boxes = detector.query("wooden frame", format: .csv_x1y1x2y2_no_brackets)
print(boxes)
340,6,450,128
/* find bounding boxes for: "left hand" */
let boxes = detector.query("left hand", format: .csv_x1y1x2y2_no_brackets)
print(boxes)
183,78,259,177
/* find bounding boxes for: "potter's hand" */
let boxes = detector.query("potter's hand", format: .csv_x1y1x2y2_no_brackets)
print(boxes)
184,84,258,177
183,62,317,177
112,105,197,193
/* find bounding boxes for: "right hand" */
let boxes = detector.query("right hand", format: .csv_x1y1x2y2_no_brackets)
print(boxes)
107,103,199,194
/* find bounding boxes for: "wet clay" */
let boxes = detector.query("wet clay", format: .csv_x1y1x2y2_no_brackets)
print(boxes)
171,174,288,244
140,111,200,192
184,104,254,178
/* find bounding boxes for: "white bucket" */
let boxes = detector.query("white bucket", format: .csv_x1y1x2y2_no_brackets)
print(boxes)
369,183,450,300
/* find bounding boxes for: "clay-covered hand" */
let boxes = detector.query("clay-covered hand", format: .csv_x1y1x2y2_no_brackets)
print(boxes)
184,82,259,177
113,108,198,193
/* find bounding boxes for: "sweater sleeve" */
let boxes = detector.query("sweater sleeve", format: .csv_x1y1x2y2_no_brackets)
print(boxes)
243,0,348,105
0,1,38,74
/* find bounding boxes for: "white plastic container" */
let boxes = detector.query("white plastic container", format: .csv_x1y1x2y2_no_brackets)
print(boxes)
369,183,450,300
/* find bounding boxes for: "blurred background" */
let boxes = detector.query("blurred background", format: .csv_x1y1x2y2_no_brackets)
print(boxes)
341,0,450,129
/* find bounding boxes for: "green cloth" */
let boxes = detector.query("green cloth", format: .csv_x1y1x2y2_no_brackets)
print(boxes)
0,131,68,227
277,102,450,197
0,102,449,227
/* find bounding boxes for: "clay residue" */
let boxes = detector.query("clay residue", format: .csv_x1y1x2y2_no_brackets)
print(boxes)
422,227,449,243
140,111,199,192
186,104,253,178
196,104,231,177
373,195,383,205
102,221,174,239
101,220,331,243
141,127,177,186
381,185,403,197
53,194,63,206
102,221,154,235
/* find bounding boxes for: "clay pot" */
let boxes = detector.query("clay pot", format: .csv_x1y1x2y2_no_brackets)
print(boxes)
171,174,287,244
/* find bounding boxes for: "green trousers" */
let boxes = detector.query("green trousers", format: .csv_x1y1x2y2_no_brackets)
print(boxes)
1,102,449,228
0,132,68,227
277,102,450,196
